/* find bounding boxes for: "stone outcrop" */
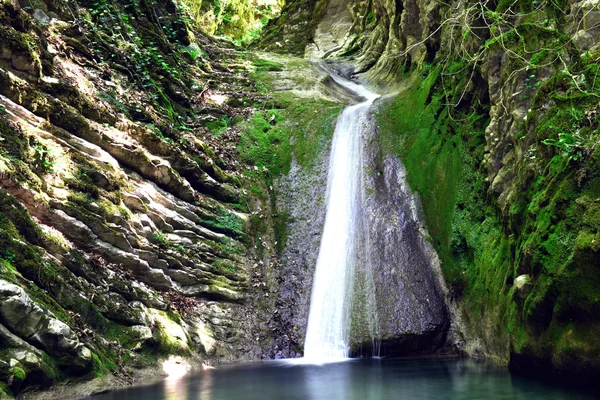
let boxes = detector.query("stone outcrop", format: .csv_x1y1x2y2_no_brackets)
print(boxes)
0,280,92,371
0,0,295,397
267,0,600,384
341,0,600,383
352,130,449,356
0,0,361,395
3,0,600,395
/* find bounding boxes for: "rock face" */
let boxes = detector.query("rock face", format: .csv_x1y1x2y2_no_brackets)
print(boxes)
266,156,329,358
341,0,600,383
0,0,359,392
264,62,450,358
247,55,355,359
255,0,328,55
305,0,354,59
0,280,92,371
0,0,299,397
276,0,600,384
3,0,600,395
351,128,449,355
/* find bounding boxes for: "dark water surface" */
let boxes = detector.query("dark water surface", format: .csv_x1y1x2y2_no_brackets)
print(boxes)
88,357,597,400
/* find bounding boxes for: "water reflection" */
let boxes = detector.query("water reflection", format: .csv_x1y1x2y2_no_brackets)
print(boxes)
163,376,186,400
88,357,596,400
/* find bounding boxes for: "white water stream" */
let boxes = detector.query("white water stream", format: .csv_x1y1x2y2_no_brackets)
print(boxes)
303,72,379,361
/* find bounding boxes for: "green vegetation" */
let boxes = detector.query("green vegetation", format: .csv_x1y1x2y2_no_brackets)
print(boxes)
201,207,246,240
152,231,171,247
0,0,281,396
238,109,290,176
376,64,489,297
252,58,284,72
238,58,342,259
182,0,283,46
374,0,600,373
212,258,240,273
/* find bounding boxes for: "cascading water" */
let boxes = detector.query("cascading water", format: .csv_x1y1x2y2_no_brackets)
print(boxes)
303,71,379,361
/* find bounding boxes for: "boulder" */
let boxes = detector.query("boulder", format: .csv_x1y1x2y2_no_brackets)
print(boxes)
129,325,154,350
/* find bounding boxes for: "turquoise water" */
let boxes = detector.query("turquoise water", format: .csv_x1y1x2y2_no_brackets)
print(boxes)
87,357,597,400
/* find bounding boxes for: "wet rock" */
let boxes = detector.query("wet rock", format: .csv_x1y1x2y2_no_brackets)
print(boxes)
0,323,45,373
269,155,330,357
514,274,533,300
355,142,449,356
95,241,173,290
94,292,150,326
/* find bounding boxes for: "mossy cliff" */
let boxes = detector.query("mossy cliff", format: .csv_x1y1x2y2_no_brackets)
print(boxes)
3,0,600,395
309,0,600,382
0,0,344,397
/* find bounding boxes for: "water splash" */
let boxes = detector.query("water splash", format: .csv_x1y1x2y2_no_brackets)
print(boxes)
303,71,379,362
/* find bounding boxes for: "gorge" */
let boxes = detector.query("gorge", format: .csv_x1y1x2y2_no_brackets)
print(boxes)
0,0,600,398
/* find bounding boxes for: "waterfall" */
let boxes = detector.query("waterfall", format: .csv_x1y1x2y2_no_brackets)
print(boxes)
303,71,379,361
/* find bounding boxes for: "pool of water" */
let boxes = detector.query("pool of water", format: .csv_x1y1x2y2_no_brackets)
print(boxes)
87,357,597,400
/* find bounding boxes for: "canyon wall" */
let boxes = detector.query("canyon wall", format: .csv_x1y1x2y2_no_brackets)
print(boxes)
265,0,600,381
0,0,349,396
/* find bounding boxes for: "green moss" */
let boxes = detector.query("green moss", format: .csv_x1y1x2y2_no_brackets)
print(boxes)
103,321,133,346
219,237,244,255
11,366,25,384
151,311,190,355
86,342,117,376
205,117,229,137
0,197,79,325
0,110,29,161
0,382,13,399
40,352,59,382
0,24,41,75
212,258,240,274
200,207,246,240
252,58,283,72
238,109,290,175
374,6,600,368
66,192,126,223
91,353,104,378
376,66,479,293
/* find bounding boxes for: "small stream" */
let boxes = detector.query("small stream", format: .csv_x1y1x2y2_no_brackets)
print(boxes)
87,357,597,400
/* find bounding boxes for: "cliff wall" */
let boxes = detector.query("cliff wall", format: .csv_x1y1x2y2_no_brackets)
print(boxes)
267,0,600,381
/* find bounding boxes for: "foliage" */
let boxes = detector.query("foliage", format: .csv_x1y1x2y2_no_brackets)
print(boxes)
182,0,284,46
81,0,192,128
541,130,584,163
153,231,171,247
212,258,239,273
